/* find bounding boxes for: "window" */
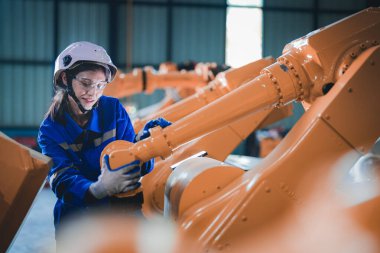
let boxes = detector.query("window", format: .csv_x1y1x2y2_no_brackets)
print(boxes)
225,0,263,68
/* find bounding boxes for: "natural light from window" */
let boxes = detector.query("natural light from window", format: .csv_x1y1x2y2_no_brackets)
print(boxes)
225,0,263,68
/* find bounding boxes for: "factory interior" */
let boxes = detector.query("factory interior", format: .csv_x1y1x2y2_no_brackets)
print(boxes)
1,0,380,252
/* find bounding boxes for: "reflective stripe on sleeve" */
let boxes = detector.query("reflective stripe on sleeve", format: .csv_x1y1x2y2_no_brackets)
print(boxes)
49,165,75,188
94,129,116,147
59,142,83,152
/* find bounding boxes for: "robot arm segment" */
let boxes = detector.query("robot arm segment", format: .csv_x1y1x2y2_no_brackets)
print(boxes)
103,69,144,98
103,65,212,98
107,8,380,171
133,57,275,132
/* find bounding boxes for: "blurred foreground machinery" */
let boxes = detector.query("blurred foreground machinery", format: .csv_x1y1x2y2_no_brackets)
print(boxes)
0,132,51,253
101,7,380,252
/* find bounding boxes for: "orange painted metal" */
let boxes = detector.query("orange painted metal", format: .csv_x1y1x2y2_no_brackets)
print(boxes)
142,105,293,216
102,57,278,201
133,57,274,132
99,7,380,251
104,8,380,167
103,63,216,121
43,8,380,253
0,132,51,253
163,9,380,251
103,64,210,98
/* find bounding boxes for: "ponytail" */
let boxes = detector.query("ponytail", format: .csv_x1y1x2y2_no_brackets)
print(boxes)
45,81,68,124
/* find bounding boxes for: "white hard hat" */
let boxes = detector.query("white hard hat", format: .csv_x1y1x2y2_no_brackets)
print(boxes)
54,41,117,85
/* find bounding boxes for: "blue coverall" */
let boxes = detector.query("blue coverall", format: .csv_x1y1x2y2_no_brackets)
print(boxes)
38,96,153,229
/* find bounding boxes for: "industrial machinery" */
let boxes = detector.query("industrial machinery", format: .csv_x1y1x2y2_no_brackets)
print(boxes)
0,132,51,253
133,57,275,132
103,62,218,119
103,63,212,99
101,7,380,251
140,60,294,215
104,57,274,133
101,57,294,214
3,7,379,253
142,102,292,216
108,57,293,214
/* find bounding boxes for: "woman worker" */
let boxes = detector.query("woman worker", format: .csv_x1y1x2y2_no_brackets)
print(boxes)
38,41,170,234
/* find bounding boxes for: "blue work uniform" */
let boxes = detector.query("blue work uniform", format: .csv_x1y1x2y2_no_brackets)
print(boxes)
38,96,153,229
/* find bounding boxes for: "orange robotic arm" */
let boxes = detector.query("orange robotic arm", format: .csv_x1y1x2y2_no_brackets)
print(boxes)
135,59,291,215
102,65,211,98
52,8,380,253
162,8,380,251
104,8,380,171
130,62,223,119
133,57,274,133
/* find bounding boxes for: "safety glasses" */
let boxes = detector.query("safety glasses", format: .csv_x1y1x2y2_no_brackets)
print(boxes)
73,76,109,91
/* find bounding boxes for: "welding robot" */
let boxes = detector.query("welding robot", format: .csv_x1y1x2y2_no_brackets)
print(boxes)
100,7,380,251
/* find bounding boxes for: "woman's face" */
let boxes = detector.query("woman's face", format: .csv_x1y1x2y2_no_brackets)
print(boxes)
65,69,107,113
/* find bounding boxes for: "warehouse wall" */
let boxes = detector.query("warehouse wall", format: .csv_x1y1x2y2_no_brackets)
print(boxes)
116,0,226,109
0,0,54,130
0,0,226,142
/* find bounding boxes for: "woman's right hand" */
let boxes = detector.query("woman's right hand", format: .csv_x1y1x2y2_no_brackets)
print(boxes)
89,155,141,199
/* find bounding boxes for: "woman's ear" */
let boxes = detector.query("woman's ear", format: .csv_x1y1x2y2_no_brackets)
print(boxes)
61,72,68,85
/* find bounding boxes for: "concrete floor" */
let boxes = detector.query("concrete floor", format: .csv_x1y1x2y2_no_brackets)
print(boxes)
7,188,56,253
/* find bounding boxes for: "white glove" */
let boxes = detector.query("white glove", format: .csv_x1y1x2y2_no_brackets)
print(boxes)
89,155,141,199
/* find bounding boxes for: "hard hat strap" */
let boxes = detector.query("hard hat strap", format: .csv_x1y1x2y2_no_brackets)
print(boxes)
67,81,91,114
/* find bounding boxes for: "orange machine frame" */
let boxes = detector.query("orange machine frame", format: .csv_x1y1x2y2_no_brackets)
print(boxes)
142,105,292,216
102,57,287,202
101,8,380,250
133,57,274,132
0,132,51,253
102,8,380,169
169,45,380,251
103,64,211,98
163,8,380,251
52,8,380,253
103,62,230,121
136,57,292,215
